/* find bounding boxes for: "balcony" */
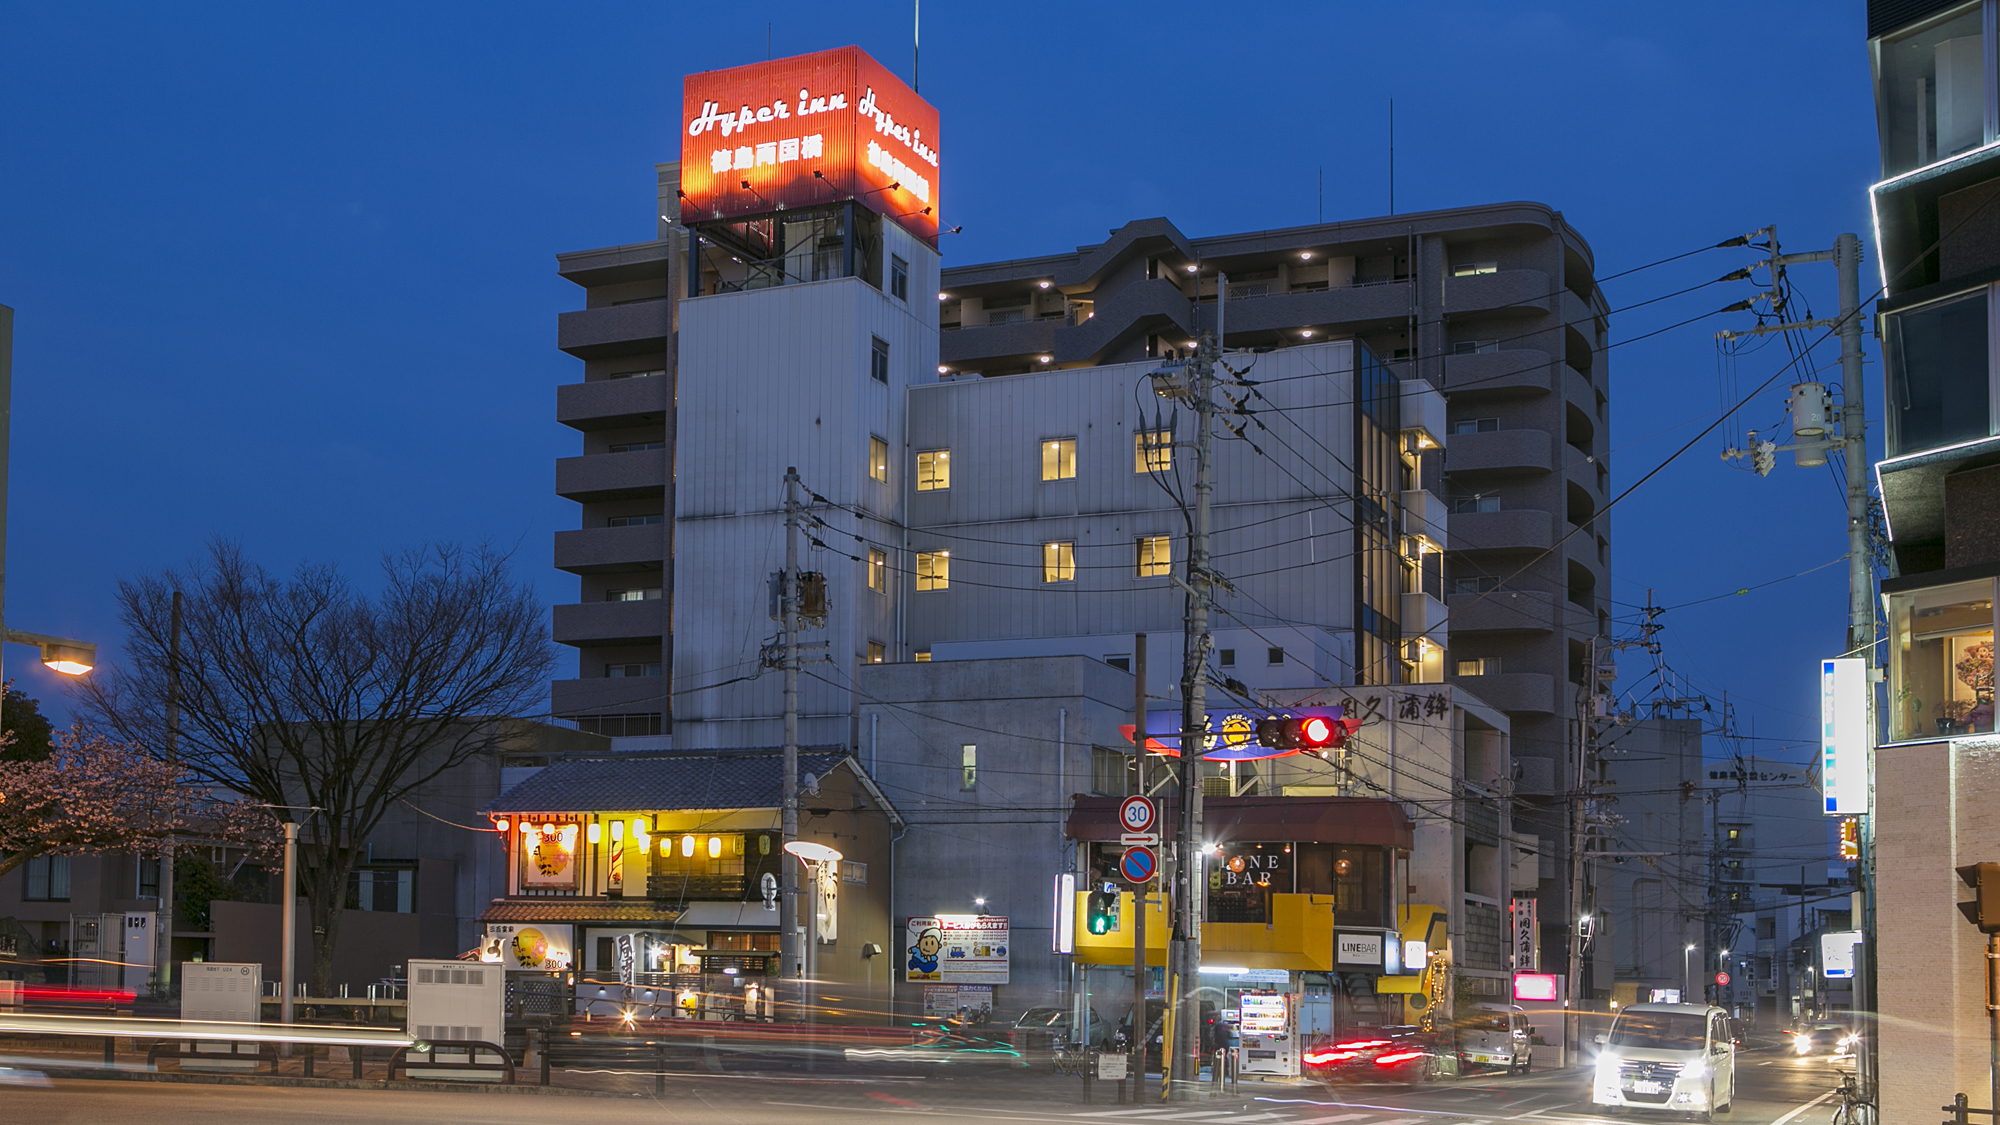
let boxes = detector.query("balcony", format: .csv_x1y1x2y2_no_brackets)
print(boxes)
1447,589,1555,634
557,299,671,360
1450,670,1556,715
1444,269,1553,318
1399,488,1448,551
1052,277,1193,366
1194,282,1414,338
939,317,1058,370
647,873,747,900
554,526,666,575
551,676,667,718
554,600,667,647
1400,380,1446,451
1440,349,1554,398
1448,509,1553,553
555,452,667,504
1401,591,1447,646
557,376,670,432
1444,428,1553,476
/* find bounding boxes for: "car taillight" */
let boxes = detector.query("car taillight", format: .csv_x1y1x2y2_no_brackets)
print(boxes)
1375,1050,1428,1065
1304,1049,1358,1064
1333,1039,1391,1049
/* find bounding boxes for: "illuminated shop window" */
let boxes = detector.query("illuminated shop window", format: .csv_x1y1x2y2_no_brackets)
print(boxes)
1889,577,1997,741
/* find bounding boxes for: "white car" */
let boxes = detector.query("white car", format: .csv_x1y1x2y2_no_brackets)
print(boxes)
1460,1002,1532,1073
1592,1003,1735,1120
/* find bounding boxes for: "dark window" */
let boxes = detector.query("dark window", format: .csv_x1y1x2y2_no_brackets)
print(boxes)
1454,576,1500,594
1451,496,1501,514
871,336,890,383
606,663,662,678
606,514,664,528
23,855,69,901
1886,288,1990,457
1106,656,1131,671
890,256,909,301
610,441,665,453
1267,647,1285,666
1219,649,1236,667
138,857,160,898
1451,418,1499,434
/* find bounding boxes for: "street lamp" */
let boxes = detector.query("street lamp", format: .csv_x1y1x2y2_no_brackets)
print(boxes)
784,840,844,1023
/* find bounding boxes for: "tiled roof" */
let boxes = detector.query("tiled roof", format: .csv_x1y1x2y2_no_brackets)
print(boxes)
482,747,851,815
480,898,686,924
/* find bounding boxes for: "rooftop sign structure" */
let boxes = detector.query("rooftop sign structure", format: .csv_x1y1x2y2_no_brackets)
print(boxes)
680,46,941,248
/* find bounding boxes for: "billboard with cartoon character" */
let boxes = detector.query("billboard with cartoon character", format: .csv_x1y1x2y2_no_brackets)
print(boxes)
905,915,1008,984
482,923,574,972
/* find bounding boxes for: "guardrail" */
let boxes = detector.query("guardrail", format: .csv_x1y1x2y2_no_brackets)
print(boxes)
0,1011,416,1080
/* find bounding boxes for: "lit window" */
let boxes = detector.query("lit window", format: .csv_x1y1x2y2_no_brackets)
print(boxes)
917,450,951,491
867,641,885,664
1456,657,1498,676
1042,438,1077,481
890,256,909,301
1135,429,1173,473
1451,262,1498,277
916,551,950,591
961,744,978,790
1137,536,1171,578
869,436,889,483
914,650,932,662
871,336,890,384
1043,542,1075,583
868,548,886,592
1888,578,1997,741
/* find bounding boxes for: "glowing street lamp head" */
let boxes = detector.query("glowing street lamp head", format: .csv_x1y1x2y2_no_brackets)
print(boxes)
784,840,843,863
40,641,95,676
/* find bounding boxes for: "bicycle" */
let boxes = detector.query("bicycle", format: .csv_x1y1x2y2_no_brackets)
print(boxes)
1052,1041,1091,1076
1831,1070,1875,1125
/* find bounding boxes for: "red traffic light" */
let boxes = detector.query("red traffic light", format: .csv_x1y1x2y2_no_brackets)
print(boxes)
1299,716,1334,746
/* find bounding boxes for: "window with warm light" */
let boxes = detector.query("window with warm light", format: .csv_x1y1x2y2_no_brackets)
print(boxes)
1042,542,1075,583
1451,262,1498,277
867,641,885,664
1457,657,1498,676
1137,536,1171,578
1889,577,1997,741
917,450,950,491
916,551,949,591
1135,429,1173,473
869,436,889,483
1042,437,1077,481
868,547,886,592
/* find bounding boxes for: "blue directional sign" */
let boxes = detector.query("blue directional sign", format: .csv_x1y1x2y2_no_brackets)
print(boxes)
1119,845,1158,884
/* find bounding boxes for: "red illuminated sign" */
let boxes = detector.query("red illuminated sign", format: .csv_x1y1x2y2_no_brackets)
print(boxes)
680,46,941,248
1512,972,1561,1001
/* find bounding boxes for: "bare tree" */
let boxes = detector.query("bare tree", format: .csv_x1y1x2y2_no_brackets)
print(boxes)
78,539,553,994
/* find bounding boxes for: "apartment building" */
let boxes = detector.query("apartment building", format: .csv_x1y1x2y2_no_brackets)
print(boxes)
1863,2,2000,1119
931,208,1611,978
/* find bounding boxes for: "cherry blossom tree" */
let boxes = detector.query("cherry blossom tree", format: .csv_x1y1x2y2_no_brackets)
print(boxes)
0,728,216,880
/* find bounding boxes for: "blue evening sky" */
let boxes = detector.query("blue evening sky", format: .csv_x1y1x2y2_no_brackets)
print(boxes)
0,2,1871,765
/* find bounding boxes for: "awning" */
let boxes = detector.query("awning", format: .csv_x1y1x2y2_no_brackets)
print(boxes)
1064,795,1412,849
479,898,686,925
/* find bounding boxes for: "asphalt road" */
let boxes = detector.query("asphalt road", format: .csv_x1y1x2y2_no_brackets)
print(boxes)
0,1045,1849,1125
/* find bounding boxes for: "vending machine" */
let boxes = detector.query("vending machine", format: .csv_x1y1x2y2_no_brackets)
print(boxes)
1236,989,1298,1076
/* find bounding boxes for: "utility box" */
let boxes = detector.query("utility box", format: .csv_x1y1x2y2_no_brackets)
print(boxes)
180,962,261,1022
178,962,263,1071
407,959,502,1044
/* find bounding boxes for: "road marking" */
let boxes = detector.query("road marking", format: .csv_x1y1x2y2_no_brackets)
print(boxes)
1769,1089,1838,1125
1284,1115,1378,1124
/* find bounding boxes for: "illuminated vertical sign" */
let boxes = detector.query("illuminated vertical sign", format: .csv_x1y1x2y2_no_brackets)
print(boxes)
1821,657,1867,815
1052,873,1075,953
680,46,941,247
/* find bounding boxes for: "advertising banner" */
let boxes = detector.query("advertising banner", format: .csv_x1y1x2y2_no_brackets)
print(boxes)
1820,657,1867,815
906,915,1008,984
1511,897,1539,971
680,46,941,247
521,823,580,889
483,923,575,972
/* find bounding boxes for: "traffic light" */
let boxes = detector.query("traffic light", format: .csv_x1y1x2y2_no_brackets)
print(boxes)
1086,889,1121,935
1257,713,1360,752
1959,862,2000,933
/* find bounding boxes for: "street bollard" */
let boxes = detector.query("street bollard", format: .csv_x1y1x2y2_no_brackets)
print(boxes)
539,1028,551,1087
654,1043,666,1095
103,1036,114,1066
353,1045,364,1080
304,1045,315,1078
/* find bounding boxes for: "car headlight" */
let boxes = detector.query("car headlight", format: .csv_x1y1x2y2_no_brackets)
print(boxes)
1794,1034,1813,1054
1681,1058,1706,1081
1596,1054,1621,1080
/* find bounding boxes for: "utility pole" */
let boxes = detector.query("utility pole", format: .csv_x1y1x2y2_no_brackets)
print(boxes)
280,820,298,1027
158,590,181,999
1131,632,1148,1101
1169,307,1219,1100
1718,230,1875,1096
781,467,802,1022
